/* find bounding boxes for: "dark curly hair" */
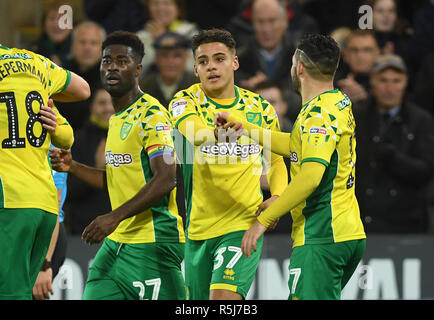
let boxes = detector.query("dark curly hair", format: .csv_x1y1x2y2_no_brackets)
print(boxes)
191,28,236,56
296,34,341,80
102,30,145,63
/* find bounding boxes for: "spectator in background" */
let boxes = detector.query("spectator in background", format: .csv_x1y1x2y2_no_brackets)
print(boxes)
65,87,113,235
56,21,106,130
139,32,197,108
227,0,318,49
235,0,302,122
366,0,412,79
83,0,146,34
329,26,351,50
335,29,380,103
235,0,299,103
136,0,198,75
353,54,434,234
253,80,293,132
31,3,73,66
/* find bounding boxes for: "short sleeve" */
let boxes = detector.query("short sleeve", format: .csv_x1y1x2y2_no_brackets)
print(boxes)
300,109,339,167
38,54,71,96
142,112,175,160
168,92,198,129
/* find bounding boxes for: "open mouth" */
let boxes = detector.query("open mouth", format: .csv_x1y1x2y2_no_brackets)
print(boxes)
105,74,121,85
208,74,220,82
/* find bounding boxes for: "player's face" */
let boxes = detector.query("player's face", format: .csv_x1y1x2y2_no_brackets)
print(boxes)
100,44,140,97
291,53,301,95
194,42,239,96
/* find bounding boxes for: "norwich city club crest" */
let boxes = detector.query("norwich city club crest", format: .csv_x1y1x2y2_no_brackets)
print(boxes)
246,112,262,125
120,122,133,140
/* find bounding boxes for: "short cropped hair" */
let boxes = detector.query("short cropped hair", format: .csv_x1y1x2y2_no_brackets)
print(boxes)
191,28,236,56
102,30,145,63
295,34,341,81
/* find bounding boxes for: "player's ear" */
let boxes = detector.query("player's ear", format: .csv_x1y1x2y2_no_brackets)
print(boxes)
297,61,304,77
194,63,199,77
233,55,239,72
135,63,142,77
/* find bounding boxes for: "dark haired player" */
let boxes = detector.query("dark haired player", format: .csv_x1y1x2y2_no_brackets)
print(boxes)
0,41,89,299
169,28,288,300
216,34,366,300
50,31,186,300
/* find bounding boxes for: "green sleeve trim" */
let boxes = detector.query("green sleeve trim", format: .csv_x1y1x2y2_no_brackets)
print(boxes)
174,112,196,129
301,157,329,167
58,70,71,94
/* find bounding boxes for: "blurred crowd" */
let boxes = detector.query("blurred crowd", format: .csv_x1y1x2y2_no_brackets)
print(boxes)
3,0,434,235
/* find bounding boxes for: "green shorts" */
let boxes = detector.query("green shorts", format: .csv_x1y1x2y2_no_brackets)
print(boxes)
83,238,186,300
288,238,366,300
185,230,263,300
0,208,57,300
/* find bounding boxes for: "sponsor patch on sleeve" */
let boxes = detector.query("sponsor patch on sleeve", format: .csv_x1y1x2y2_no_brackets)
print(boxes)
308,126,327,147
155,125,172,144
171,99,187,118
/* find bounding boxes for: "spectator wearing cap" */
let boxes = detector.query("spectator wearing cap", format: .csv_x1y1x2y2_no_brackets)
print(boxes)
353,54,434,234
139,32,198,109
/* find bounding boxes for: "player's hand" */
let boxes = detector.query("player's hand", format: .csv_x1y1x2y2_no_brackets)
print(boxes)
49,148,72,172
82,213,120,245
214,112,230,127
224,121,244,139
32,269,53,300
40,99,57,134
256,195,280,231
241,220,267,258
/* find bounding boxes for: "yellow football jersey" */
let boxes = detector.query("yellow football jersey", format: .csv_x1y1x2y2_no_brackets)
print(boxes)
0,46,71,213
290,89,365,247
169,83,283,240
105,93,185,244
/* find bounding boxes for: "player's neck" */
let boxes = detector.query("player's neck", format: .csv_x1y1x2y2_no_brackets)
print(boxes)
111,86,143,113
300,79,334,105
202,82,236,100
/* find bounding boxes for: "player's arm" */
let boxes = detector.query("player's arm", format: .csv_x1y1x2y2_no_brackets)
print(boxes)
259,161,325,226
51,71,91,102
215,112,292,157
81,150,177,245
266,152,288,197
242,161,326,257
176,114,216,146
39,99,73,149
49,148,107,190
169,96,224,146
49,101,74,149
